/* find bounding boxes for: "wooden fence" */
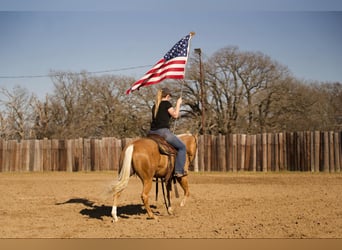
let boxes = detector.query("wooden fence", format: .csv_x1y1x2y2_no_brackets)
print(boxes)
196,131,341,173
0,131,341,173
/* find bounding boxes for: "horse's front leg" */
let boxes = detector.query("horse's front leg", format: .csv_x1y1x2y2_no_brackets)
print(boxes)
166,180,173,215
176,176,190,207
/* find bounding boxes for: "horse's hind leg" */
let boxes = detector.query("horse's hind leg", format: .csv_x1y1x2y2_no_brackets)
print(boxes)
141,179,155,219
112,191,121,222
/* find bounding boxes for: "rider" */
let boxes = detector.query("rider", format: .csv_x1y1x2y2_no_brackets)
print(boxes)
149,87,187,178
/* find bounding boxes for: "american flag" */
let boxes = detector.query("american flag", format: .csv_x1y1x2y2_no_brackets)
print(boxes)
126,33,194,94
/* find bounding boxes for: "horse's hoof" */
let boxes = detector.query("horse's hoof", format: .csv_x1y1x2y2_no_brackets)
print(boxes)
112,217,119,223
167,207,174,215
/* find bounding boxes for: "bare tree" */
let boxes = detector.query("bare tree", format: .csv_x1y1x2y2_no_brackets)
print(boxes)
310,81,342,131
191,46,292,134
1,47,341,140
0,86,35,140
44,71,147,138
32,95,51,139
184,46,339,134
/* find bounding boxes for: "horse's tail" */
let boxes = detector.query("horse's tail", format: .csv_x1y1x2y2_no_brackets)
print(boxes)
112,144,134,195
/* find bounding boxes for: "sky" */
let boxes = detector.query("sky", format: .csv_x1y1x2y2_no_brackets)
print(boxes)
0,0,342,99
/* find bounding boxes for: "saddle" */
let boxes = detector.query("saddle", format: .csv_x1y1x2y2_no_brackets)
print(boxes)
147,134,177,156
147,133,177,183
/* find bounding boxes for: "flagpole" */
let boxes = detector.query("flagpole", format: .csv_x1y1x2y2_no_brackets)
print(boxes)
172,80,185,134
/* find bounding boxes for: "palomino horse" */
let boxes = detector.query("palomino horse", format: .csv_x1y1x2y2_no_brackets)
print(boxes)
111,133,197,222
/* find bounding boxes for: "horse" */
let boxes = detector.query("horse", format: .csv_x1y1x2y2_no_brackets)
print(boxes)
111,133,197,222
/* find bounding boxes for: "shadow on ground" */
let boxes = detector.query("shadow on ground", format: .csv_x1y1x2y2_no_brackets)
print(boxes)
56,198,156,220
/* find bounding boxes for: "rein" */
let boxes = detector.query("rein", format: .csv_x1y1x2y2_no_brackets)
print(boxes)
155,177,179,212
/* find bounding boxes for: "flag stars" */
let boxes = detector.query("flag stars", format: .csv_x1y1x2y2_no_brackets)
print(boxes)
164,35,190,61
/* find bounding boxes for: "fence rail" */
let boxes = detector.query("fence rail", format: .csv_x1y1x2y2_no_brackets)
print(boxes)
0,131,341,173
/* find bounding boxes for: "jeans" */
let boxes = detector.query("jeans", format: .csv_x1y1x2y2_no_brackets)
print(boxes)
149,128,186,174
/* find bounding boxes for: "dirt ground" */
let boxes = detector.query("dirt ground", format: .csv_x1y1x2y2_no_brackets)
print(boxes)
0,171,341,239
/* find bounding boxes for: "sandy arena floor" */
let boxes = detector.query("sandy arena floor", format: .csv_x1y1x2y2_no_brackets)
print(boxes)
0,171,341,238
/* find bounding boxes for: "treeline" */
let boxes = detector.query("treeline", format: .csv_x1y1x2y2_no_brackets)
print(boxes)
0,46,341,140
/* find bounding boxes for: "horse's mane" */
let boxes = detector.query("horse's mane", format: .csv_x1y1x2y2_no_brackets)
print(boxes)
177,132,193,137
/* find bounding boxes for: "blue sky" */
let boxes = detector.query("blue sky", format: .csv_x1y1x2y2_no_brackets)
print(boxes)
0,1,342,99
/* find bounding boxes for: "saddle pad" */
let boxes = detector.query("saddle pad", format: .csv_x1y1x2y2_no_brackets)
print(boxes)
147,134,177,156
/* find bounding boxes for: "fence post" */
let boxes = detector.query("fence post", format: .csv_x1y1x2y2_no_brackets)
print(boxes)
310,132,315,172
6,140,11,172
66,139,73,172
226,134,232,172
262,133,267,172
90,139,95,171
16,141,21,172
113,138,122,171
9,140,16,172
83,139,91,171
77,138,83,171
22,140,30,172
282,132,287,171
218,134,226,172
245,134,251,171
232,134,237,172
305,131,311,172
296,132,301,171
51,139,58,171
240,134,246,172
205,135,211,171
251,134,257,172
256,134,262,172
275,133,279,172
43,138,52,171
58,140,67,171
101,138,109,171
107,138,114,171
193,143,199,172
33,140,40,171
94,139,101,171
198,135,204,172
314,131,320,172
329,131,335,173
334,132,341,172
268,133,273,171
287,133,293,171
323,132,329,172
279,133,284,171
0,140,2,172
211,135,217,171
11,140,16,172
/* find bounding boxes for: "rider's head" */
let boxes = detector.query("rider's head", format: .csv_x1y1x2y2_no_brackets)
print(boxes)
161,87,172,98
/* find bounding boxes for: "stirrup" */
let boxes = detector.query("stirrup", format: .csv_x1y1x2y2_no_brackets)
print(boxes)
174,171,188,178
